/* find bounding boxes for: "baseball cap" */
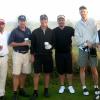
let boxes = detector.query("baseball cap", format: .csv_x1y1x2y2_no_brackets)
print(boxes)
40,14,48,20
57,15,65,20
18,15,26,21
0,19,5,25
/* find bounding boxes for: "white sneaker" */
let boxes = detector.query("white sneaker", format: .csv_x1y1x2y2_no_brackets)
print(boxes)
95,95,100,100
94,88,100,95
59,86,65,94
83,88,89,96
68,86,75,94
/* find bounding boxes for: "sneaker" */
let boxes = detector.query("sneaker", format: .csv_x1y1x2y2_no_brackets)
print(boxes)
0,96,5,100
94,94,100,100
33,93,38,97
19,89,30,97
83,88,89,96
59,86,65,94
67,86,75,94
44,91,50,97
94,88,100,95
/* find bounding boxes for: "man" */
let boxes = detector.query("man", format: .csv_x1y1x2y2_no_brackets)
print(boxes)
95,30,100,100
0,19,10,100
9,15,31,100
75,6,99,97
30,14,53,99
53,15,75,94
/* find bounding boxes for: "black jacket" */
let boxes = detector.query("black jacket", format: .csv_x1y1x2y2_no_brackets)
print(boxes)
31,27,53,55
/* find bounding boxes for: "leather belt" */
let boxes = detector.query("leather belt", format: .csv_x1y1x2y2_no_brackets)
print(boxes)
15,50,28,54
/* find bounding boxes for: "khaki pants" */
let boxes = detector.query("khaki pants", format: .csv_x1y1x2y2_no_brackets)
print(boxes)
0,55,8,96
13,51,31,75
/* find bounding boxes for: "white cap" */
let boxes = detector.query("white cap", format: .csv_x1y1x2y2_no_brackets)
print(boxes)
57,15,65,20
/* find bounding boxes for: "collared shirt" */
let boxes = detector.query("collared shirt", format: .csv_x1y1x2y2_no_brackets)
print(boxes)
0,31,10,56
75,18,98,49
8,27,31,52
42,29,46,35
53,26,74,53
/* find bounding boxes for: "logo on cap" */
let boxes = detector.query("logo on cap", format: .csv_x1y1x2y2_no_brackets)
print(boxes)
18,15,26,21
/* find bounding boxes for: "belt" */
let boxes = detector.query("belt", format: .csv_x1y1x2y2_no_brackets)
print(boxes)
0,55,6,57
15,50,28,54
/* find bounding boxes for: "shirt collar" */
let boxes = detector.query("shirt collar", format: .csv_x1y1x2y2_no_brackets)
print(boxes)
17,26,27,32
40,27,48,30
58,26,66,30
80,18,89,25
39,27,49,33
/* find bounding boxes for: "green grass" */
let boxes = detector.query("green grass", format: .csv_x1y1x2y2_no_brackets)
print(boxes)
6,47,100,100
6,75,95,100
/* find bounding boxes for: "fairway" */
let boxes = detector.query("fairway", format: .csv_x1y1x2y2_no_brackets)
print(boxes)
6,47,100,100
6,75,95,100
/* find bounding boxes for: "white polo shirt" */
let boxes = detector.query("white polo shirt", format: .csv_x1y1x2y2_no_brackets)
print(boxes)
0,31,10,56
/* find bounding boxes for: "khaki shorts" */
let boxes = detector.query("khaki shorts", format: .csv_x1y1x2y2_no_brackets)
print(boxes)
13,51,31,75
78,49,97,67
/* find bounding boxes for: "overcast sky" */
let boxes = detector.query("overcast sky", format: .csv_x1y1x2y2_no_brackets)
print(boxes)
0,0,100,22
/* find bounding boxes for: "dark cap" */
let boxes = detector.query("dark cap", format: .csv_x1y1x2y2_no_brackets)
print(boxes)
0,19,5,25
40,14,48,20
18,15,26,21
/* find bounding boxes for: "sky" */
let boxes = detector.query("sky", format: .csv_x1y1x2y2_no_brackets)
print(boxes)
0,0,100,22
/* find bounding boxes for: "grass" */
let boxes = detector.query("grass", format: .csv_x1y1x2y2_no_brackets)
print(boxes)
6,46,100,100
6,75,96,100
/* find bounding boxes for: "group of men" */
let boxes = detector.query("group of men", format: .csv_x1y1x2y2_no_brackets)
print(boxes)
0,6,100,100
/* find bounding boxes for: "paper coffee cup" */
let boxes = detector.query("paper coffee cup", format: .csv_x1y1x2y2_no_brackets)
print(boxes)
44,42,49,46
24,38,29,42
